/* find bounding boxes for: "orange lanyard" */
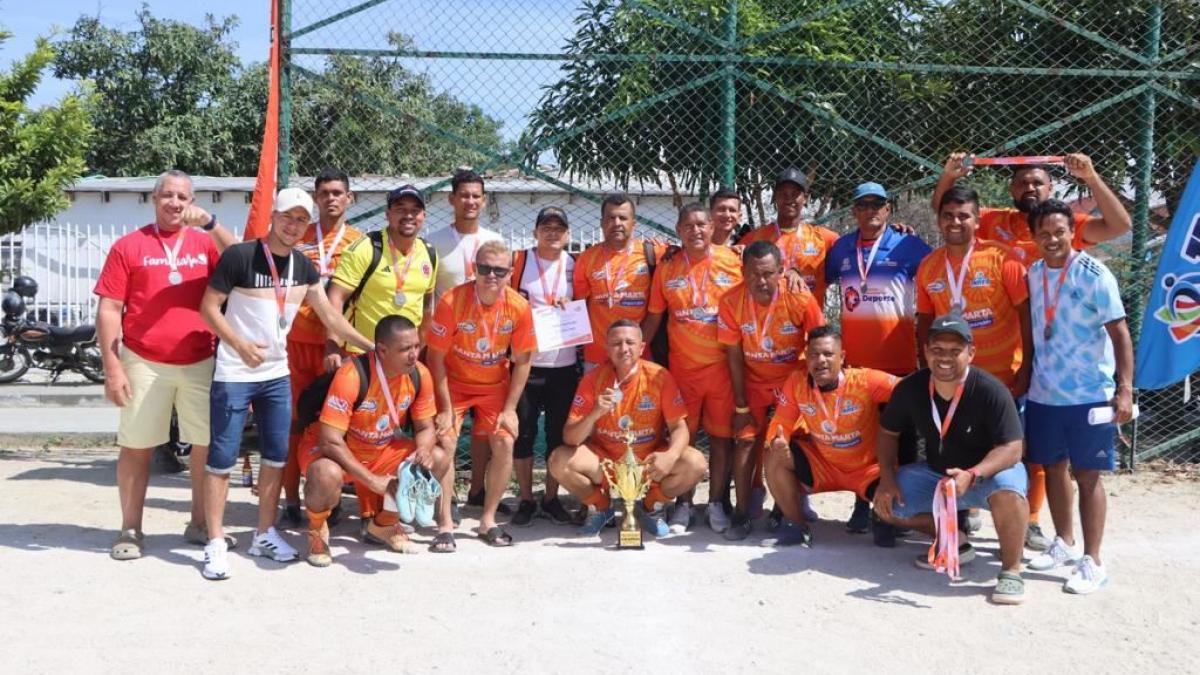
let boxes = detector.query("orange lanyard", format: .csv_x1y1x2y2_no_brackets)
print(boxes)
743,286,779,351
532,251,564,305
856,232,884,291
454,230,481,280
314,222,347,277
943,242,975,312
473,288,506,353
388,232,417,305
810,373,845,435
260,240,292,330
1040,253,1076,340
682,250,713,320
603,244,633,308
928,371,968,440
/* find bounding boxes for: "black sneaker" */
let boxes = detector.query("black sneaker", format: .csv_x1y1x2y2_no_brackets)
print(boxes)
846,498,871,534
281,503,303,528
540,497,572,525
723,513,752,541
959,509,982,535
512,500,537,527
871,513,896,548
766,504,783,533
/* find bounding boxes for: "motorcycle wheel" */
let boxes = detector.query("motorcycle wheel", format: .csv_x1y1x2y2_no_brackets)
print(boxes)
0,345,31,384
78,344,105,383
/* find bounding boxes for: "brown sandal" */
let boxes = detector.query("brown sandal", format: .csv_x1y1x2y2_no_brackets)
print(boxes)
110,529,144,561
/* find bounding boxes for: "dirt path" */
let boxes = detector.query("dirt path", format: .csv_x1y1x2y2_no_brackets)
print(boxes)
2,447,1196,674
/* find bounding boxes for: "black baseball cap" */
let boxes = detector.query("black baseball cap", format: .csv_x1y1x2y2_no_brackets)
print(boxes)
774,167,809,192
386,184,425,209
535,206,569,228
929,312,973,343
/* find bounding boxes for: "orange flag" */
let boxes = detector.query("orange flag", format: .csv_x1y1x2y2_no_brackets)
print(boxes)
244,0,281,241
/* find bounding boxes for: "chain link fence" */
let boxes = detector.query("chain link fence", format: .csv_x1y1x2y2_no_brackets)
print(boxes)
277,0,1200,466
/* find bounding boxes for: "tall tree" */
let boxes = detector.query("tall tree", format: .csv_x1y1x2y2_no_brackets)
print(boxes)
0,30,91,236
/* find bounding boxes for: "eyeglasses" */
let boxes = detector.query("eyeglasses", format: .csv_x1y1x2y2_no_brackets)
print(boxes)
476,263,510,278
854,199,888,210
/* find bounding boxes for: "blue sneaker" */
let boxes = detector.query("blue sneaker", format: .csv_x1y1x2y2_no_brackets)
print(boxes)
760,519,812,548
641,504,670,538
395,461,419,524
577,507,615,536
413,466,441,529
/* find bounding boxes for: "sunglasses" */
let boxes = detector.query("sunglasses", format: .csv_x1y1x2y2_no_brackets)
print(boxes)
476,263,510,278
854,199,888,210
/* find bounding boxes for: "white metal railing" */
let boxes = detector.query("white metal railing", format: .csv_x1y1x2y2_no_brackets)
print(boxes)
0,223,123,326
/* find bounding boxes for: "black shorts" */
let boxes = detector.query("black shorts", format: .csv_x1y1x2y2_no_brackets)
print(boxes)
515,365,581,460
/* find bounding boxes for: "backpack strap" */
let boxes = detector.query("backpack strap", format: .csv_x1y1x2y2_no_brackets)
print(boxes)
346,230,385,308
351,353,372,411
642,239,656,274
510,249,528,291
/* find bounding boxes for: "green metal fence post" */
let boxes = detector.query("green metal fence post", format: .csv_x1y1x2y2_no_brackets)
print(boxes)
720,0,737,189
277,0,294,188
1128,0,1161,465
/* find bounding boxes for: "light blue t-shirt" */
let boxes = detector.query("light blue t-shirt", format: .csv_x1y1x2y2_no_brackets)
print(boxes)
1028,251,1125,406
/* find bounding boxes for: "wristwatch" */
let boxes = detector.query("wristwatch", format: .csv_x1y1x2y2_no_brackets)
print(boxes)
202,214,217,231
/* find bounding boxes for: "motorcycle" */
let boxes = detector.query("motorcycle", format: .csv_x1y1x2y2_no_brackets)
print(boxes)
0,276,105,384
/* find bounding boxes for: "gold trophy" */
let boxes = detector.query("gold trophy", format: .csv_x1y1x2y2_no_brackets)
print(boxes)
600,417,650,550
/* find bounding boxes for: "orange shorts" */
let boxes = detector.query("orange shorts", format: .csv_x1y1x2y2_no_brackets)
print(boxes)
794,441,880,500
590,442,668,463
298,434,415,517
450,386,509,439
287,339,328,406
673,362,733,438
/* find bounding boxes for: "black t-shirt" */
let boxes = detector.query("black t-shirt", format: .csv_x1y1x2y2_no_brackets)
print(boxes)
880,366,1022,473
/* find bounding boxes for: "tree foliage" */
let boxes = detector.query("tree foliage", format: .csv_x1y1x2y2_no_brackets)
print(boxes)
53,7,504,178
0,30,91,235
526,0,1200,219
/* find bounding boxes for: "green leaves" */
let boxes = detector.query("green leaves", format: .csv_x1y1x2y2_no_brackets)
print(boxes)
0,32,91,236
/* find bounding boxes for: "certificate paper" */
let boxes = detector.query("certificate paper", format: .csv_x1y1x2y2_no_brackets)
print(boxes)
532,300,594,352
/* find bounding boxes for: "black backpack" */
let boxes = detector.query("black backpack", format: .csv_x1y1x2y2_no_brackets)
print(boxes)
345,231,439,309
646,241,678,367
292,353,423,435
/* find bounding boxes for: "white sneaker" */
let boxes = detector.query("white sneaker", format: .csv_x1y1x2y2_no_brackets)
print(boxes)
248,526,299,563
1028,536,1082,571
801,493,820,522
1064,555,1108,595
706,502,730,533
668,502,692,535
202,538,230,580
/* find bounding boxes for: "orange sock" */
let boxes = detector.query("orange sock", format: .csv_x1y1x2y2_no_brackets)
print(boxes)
1026,463,1046,523
643,482,670,511
308,508,330,531
582,486,611,511
373,510,399,527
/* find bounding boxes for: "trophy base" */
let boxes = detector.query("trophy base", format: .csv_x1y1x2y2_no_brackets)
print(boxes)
615,529,644,550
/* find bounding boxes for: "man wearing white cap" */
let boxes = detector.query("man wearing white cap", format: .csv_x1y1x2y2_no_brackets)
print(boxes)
197,187,375,580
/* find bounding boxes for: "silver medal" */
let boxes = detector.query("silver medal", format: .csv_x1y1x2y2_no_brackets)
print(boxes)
950,301,964,313
167,270,183,285
618,415,633,430
278,316,287,330
611,389,624,403
394,292,406,307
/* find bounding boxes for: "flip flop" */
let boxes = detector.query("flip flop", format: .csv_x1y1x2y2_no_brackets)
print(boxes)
395,461,419,524
428,531,456,553
414,466,441,528
477,526,513,547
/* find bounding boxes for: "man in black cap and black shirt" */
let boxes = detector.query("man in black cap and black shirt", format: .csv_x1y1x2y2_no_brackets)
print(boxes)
874,312,1030,605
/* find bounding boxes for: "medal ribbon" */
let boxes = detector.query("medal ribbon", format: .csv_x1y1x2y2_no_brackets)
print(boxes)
261,240,293,326
929,477,961,579
811,372,845,435
683,250,713,318
744,285,779,352
372,352,403,431
603,244,633,308
154,224,186,278
609,362,640,421
388,230,418,297
454,230,482,280
1041,253,1076,340
943,241,975,311
532,251,564,305
474,287,506,353
856,231,885,288
928,370,968,440
315,222,347,277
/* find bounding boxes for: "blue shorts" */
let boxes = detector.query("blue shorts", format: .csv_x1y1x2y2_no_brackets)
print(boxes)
890,462,1027,520
206,376,292,474
1025,400,1116,471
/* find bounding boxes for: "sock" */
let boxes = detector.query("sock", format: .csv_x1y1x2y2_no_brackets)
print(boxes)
643,482,670,511
1026,463,1046,524
308,508,330,531
582,486,611,511
374,510,399,527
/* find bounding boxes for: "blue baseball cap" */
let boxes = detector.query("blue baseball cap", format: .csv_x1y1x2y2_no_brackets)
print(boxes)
852,182,888,202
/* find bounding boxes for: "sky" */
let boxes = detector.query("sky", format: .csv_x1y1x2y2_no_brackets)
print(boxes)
3,0,578,141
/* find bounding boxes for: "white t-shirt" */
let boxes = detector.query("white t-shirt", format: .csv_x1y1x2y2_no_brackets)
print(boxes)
425,224,504,301
517,248,576,368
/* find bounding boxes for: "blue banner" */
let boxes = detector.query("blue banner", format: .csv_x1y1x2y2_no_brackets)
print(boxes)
1135,157,1200,390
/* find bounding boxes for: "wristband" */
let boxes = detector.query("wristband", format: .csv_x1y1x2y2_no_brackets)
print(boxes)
202,214,217,231
734,405,751,414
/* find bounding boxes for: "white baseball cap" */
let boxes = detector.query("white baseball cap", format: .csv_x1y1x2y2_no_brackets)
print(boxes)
274,187,314,218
